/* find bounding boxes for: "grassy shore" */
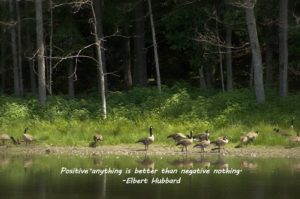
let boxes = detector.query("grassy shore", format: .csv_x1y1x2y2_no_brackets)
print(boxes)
0,86,299,147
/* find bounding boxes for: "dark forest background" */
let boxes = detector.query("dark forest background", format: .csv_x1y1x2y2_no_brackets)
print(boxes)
0,1,299,146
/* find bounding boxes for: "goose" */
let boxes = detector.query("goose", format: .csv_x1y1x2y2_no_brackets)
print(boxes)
136,126,154,151
289,132,300,143
273,128,290,136
246,131,259,142
235,135,249,148
235,131,259,148
93,134,103,142
10,136,20,145
211,136,229,152
167,132,187,142
89,141,97,148
0,134,11,145
291,117,295,129
193,130,210,142
176,131,193,152
23,128,34,145
194,137,210,153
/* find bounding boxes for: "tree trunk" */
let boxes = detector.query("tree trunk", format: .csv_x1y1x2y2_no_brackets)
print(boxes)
215,11,224,92
91,1,107,119
134,0,147,86
279,0,288,97
48,0,53,95
265,41,273,87
9,0,20,96
199,67,206,89
226,25,233,91
16,1,23,96
93,0,108,89
245,7,265,103
147,0,161,93
124,35,133,89
249,61,254,88
205,65,213,88
25,0,37,95
68,59,75,99
35,0,47,104
0,32,5,94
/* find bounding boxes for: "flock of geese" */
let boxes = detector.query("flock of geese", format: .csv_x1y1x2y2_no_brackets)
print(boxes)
136,126,231,152
0,118,299,153
135,118,298,152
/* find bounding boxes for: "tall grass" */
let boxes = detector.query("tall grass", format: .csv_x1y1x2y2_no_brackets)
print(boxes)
0,86,299,146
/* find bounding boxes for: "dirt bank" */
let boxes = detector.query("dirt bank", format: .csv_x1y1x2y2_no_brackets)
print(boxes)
0,144,299,158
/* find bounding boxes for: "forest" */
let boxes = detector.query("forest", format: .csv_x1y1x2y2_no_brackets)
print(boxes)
0,0,299,146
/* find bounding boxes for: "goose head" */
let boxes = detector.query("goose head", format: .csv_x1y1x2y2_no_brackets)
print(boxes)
149,126,154,136
24,127,29,134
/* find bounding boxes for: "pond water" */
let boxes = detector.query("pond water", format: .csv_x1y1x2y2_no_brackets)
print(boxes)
0,154,300,199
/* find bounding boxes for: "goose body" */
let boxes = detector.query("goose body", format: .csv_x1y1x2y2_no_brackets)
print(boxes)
0,134,10,145
194,138,210,153
23,128,34,145
93,134,103,142
136,127,154,151
290,118,295,129
211,136,229,152
289,132,300,143
236,131,259,148
193,130,210,142
176,131,193,152
273,128,290,136
246,131,259,141
10,136,20,145
167,133,187,142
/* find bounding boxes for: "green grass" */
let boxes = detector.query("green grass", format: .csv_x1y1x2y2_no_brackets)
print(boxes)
0,85,299,147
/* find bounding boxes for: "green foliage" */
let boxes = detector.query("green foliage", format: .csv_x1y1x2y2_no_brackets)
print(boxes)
0,86,299,146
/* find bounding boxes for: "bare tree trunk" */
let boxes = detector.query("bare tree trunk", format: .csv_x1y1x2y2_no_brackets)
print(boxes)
91,1,107,119
199,67,206,89
265,41,273,87
93,0,108,89
279,0,288,97
30,60,37,95
68,59,75,99
205,65,213,88
16,1,23,95
226,25,233,91
245,6,265,103
124,35,133,89
0,32,5,94
147,0,161,93
25,0,37,95
249,61,254,88
35,0,47,104
134,0,147,86
215,11,224,92
48,0,53,95
9,0,20,96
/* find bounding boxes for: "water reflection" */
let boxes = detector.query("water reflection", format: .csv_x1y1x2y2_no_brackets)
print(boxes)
211,155,229,169
241,160,258,171
0,154,300,199
0,156,10,168
192,155,210,168
290,160,300,173
137,154,155,169
169,155,193,168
